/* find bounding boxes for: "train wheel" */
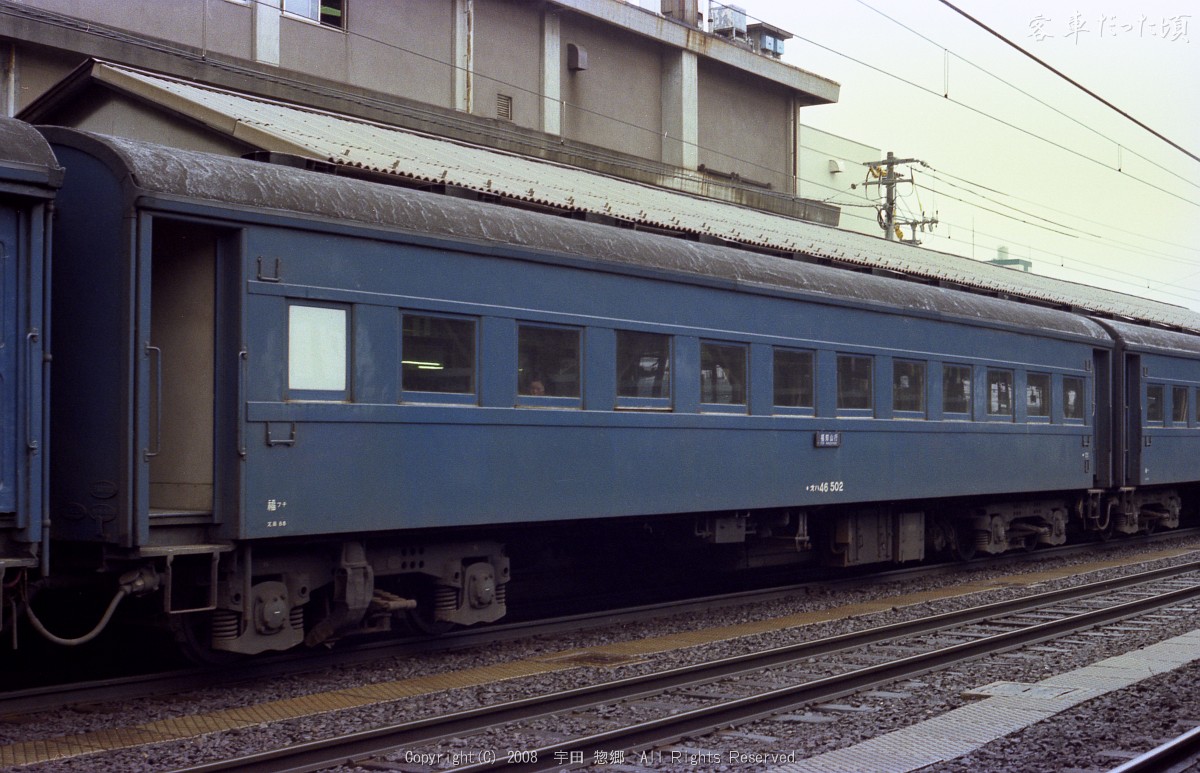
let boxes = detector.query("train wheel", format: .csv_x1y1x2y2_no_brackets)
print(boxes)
952,524,977,562
404,607,454,636
169,612,242,665
1021,532,1039,552
402,582,456,635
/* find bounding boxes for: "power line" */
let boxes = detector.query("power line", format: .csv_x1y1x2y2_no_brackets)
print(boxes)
936,0,1200,165
852,0,1200,195
920,167,1200,262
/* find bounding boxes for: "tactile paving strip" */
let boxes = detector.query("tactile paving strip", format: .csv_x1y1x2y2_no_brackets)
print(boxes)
771,629,1200,773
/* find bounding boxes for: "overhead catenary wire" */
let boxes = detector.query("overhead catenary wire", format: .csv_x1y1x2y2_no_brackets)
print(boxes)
936,0,1200,165
852,0,1200,195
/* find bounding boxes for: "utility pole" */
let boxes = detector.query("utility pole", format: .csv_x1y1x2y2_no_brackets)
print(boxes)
862,151,937,242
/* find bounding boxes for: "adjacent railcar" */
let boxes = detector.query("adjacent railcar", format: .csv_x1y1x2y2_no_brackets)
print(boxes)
0,117,60,594
1083,319,1200,535
23,127,1200,657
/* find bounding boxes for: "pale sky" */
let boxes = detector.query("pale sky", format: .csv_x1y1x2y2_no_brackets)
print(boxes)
697,1,1200,312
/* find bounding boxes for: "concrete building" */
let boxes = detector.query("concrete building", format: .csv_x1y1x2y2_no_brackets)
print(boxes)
797,125,882,237
0,0,861,228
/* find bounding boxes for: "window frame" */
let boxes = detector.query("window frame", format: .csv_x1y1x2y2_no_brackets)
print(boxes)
399,312,478,405
1026,371,1052,422
1062,375,1086,423
985,368,1014,420
772,347,815,415
282,0,346,29
615,329,672,411
286,302,350,402
892,359,926,418
942,363,973,419
517,322,583,408
699,340,748,412
836,353,874,416
1171,385,1189,426
1146,383,1165,425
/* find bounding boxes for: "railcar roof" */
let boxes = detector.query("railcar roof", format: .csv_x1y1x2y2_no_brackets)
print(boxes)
1103,318,1200,357
0,115,62,192
48,127,1123,344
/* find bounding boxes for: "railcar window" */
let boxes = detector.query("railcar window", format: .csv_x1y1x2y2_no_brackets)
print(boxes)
986,369,1014,417
1026,372,1051,418
774,348,814,408
1173,386,1189,424
288,304,347,394
616,331,671,399
401,315,475,394
837,355,873,411
518,325,580,397
1063,376,1085,420
1146,384,1164,424
701,342,747,406
943,364,972,416
893,360,926,415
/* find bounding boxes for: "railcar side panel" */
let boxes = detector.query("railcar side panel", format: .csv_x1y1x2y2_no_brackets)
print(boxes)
1,205,16,520
234,224,1102,540
44,145,135,547
0,117,60,574
1130,350,1200,487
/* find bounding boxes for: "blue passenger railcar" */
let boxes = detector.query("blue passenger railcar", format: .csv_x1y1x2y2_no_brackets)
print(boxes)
36,128,1188,656
1089,319,1200,535
0,117,60,588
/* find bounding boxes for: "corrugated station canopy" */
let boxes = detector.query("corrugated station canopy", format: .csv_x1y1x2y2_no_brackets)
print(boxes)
87,61,1200,334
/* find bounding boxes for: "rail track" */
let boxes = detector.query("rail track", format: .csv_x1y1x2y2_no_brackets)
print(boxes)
12,532,1183,716
1110,724,1200,773
168,560,1200,773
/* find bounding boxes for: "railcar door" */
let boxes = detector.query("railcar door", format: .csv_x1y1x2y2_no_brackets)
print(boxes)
0,209,15,517
136,217,224,542
1091,349,1113,488
1124,353,1143,486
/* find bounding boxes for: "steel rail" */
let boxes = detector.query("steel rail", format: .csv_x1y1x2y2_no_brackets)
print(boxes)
169,561,1200,773
1108,724,1200,773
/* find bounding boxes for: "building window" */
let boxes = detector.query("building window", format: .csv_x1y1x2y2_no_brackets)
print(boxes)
837,354,872,411
288,304,347,396
987,369,1013,417
401,314,475,395
1172,386,1188,424
1063,376,1085,420
700,342,747,406
518,324,580,398
1027,372,1051,418
1146,384,1164,424
773,348,814,409
283,0,344,28
893,360,926,415
943,364,972,416
616,330,670,400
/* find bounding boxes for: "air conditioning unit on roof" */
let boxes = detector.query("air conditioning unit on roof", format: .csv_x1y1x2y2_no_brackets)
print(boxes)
711,3,747,37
